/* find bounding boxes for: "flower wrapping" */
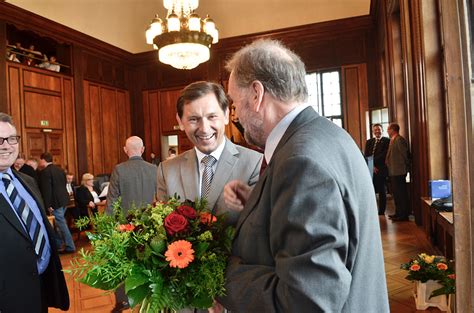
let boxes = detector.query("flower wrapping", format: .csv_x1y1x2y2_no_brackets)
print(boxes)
67,197,235,312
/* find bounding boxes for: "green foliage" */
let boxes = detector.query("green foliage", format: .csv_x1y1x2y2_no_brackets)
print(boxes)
400,253,455,298
67,197,234,312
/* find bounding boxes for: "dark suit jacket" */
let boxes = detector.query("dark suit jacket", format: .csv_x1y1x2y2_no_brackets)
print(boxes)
221,107,389,312
0,171,69,312
364,136,390,177
75,185,97,217
39,164,70,210
19,163,39,182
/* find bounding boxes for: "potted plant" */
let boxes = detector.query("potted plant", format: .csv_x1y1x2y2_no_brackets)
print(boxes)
401,253,455,311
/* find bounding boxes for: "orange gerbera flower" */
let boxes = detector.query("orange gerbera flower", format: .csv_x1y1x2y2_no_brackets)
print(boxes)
410,264,421,271
165,240,195,269
437,263,448,270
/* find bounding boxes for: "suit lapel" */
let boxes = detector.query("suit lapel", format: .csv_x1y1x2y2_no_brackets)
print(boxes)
181,150,199,201
207,140,238,212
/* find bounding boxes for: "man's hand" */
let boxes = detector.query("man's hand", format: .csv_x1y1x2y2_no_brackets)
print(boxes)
208,300,224,313
224,180,252,212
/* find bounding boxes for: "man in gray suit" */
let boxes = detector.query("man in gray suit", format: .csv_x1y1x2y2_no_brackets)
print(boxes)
106,136,157,312
386,123,411,222
219,39,389,313
156,81,262,227
106,136,157,214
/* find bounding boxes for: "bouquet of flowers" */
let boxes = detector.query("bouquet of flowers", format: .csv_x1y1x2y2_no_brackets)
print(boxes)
67,197,234,312
400,253,455,298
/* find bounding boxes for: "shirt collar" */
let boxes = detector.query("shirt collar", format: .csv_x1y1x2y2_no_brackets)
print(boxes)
195,138,226,165
264,104,310,163
1,167,14,180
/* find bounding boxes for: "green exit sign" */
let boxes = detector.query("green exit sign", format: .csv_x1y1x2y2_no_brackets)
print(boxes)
40,120,49,126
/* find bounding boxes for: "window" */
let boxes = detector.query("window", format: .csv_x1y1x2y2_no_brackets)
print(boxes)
369,108,389,137
305,70,343,127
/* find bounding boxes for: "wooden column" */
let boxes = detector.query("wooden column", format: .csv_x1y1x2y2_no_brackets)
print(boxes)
439,0,473,311
0,20,7,113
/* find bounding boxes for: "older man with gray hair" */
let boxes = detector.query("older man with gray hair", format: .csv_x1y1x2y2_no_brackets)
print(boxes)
219,39,389,313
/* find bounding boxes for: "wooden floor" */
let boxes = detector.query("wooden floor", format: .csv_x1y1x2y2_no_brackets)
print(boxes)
50,198,444,312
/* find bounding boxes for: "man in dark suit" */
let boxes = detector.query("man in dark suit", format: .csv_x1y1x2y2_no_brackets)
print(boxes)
220,39,389,312
364,123,390,215
39,152,75,253
0,113,69,312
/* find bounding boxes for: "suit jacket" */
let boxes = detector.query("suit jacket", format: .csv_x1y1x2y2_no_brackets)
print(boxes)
75,185,96,217
39,163,69,210
220,107,389,313
386,134,410,176
19,163,39,183
106,156,157,213
364,136,390,177
0,171,69,312
156,139,262,226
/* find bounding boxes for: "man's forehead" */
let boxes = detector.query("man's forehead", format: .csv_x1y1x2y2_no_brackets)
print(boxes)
0,122,17,134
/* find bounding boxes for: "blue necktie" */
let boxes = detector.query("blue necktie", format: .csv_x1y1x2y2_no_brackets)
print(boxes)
3,173,47,258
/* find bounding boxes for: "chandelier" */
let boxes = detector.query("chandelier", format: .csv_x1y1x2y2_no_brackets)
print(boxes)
145,0,219,70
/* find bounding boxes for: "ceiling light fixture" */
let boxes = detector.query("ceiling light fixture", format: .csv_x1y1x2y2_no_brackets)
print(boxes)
145,0,219,70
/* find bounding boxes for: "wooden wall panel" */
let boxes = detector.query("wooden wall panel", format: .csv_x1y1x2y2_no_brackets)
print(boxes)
160,88,181,134
24,92,62,129
342,64,369,149
63,78,77,174
148,91,161,159
83,80,131,175
7,66,21,130
101,87,119,174
23,70,61,92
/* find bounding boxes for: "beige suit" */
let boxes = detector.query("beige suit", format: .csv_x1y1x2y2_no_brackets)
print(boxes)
156,139,262,226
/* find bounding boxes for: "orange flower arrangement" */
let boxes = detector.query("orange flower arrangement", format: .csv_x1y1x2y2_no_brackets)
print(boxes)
437,263,448,271
410,264,421,271
200,212,217,224
165,240,195,269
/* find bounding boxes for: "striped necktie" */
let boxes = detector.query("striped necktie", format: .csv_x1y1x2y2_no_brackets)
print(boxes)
201,155,217,199
3,173,47,258
372,138,380,155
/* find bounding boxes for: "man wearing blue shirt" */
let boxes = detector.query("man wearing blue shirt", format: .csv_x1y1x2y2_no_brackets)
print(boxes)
0,113,69,312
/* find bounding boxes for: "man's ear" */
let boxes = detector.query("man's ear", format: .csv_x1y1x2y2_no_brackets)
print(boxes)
251,80,265,112
224,108,230,125
176,113,185,131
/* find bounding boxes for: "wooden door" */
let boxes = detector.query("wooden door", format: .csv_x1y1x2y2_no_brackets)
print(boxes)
160,88,181,133
24,129,64,169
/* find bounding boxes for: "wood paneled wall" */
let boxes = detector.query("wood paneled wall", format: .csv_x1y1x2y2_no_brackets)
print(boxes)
6,63,77,173
83,80,131,176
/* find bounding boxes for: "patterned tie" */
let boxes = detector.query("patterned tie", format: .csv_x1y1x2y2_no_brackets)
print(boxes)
201,155,217,199
3,173,47,257
372,138,379,155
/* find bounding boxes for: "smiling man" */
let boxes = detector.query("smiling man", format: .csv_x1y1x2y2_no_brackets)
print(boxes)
0,113,69,312
156,81,262,228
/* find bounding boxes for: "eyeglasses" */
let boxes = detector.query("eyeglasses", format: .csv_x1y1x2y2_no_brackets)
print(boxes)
0,136,20,145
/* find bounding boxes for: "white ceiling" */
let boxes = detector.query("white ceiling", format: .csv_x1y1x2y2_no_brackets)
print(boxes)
6,0,371,54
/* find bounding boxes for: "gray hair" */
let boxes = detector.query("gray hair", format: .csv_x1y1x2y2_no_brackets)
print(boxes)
225,39,308,103
0,113,15,126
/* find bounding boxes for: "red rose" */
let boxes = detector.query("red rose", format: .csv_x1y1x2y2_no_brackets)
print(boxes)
177,205,197,219
164,212,189,235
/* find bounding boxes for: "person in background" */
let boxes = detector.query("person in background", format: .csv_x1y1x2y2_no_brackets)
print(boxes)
0,113,69,312
166,147,177,160
75,173,103,218
106,136,157,313
66,173,75,199
39,152,75,253
364,123,390,215
150,151,161,166
21,157,40,183
219,39,389,312
13,155,25,171
386,122,411,222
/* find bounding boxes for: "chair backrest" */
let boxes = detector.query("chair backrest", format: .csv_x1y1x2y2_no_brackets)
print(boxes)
93,174,110,192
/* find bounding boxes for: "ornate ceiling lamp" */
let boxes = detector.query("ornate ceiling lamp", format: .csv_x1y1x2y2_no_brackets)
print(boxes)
145,0,219,70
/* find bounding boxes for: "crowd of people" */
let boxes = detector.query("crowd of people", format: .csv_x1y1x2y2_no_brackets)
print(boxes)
0,39,399,313
6,40,61,72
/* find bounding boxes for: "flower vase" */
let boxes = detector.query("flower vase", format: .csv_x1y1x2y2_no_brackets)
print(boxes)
414,280,449,311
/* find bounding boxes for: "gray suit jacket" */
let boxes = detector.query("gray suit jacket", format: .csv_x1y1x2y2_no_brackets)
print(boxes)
386,134,410,176
220,108,389,313
106,156,157,213
156,139,262,226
